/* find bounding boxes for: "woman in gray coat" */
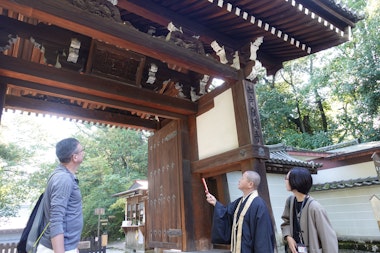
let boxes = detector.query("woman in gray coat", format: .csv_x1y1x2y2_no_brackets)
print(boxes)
281,167,338,253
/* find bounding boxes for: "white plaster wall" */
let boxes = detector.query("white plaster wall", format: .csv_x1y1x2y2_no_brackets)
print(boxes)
266,174,293,234
196,89,238,160
226,172,243,202
312,186,380,240
310,161,380,239
313,161,377,184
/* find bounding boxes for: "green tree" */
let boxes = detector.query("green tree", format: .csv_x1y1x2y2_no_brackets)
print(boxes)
257,57,333,149
75,126,149,240
256,0,379,148
0,143,31,217
322,0,379,142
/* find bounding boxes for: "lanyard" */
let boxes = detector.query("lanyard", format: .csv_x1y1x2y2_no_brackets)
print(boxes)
295,196,309,244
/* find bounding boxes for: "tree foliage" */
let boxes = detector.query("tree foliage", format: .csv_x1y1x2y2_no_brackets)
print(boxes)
74,126,149,240
323,0,380,142
256,0,379,148
0,143,31,217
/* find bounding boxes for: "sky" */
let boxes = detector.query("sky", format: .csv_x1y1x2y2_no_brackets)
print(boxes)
1,110,79,141
1,110,81,163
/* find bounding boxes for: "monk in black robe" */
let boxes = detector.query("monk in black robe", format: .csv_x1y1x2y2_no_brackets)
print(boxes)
206,171,275,253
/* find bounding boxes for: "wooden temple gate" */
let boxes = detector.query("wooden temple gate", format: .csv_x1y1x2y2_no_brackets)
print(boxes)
146,79,273,251
0,0,361,252
148,120,185,249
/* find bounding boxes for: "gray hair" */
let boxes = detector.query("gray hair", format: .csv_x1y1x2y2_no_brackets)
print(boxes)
56,138,80,163
245,170,261,189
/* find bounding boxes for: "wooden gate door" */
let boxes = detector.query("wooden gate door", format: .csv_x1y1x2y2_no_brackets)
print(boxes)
147,120,183,250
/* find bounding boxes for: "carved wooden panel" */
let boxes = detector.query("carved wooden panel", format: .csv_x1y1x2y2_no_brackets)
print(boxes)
147,120,182,249
244,80,265,147
89,41,145,85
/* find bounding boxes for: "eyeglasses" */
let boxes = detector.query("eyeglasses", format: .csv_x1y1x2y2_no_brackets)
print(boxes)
73,148,85,155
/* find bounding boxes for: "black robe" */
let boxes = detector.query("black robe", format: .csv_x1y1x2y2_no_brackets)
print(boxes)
211,196,275,253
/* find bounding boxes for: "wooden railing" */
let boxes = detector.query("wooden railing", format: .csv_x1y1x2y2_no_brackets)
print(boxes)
0,238,105,253
0,242,17,253
78,237,106,253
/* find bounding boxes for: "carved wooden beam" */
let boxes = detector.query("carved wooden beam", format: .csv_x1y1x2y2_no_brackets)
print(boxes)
0,82,6,122
117,0,237,49
0,55,197,116
192,144,269,175
0,15,90,49
3,77,187,121
0,0,239,81
5,95,159,130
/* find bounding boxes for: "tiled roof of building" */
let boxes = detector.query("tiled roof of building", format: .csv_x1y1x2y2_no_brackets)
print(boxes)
270,150,321,169
318,0,365,22
311,177,380,191
112,180,148,197
128,180,148,191
313,139,360,152
265,143,322,174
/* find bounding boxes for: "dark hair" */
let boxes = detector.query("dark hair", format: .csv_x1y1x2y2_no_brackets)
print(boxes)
288,167,313,194
56,138,80,163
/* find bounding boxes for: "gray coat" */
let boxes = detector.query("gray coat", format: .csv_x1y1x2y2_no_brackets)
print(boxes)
281,196,338,253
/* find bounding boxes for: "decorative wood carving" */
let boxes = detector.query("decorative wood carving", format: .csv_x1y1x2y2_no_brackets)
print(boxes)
244,81,265,147
89,41,146,85
0,83,7,121
0,33,17,52
167,31,205,55
70,0,122,23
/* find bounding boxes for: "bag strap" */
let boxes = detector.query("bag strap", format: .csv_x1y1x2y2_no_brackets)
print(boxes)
33,222,50,248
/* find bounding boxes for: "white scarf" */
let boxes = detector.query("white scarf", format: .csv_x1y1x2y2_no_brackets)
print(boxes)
231,190,258,253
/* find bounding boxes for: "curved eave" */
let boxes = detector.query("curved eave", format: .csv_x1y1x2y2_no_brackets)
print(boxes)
265,149,321,174
117,0,361,75
194,0,354,61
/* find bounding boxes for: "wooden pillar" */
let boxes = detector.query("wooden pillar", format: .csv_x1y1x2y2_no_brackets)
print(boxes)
178,118,196,251
188,114,214,251
0,82,7,123
232,79,275,227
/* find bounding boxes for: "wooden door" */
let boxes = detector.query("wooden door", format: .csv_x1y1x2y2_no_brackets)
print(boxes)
147,120,183,250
